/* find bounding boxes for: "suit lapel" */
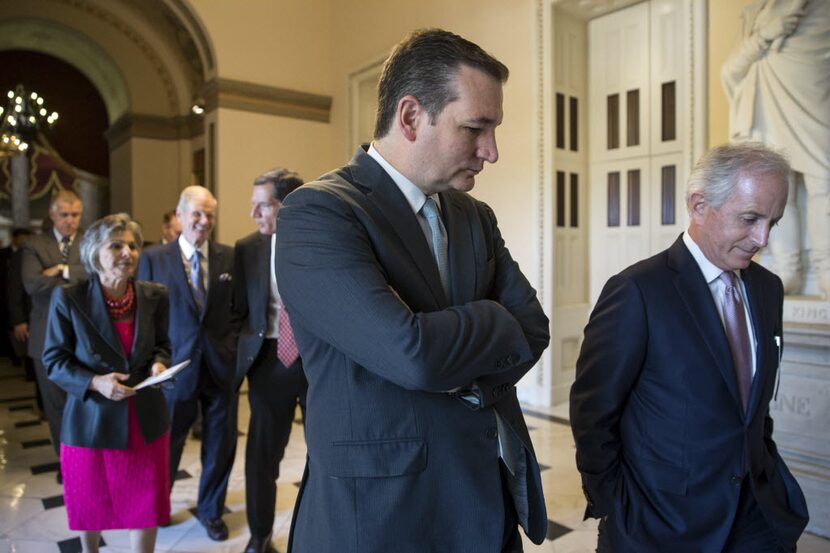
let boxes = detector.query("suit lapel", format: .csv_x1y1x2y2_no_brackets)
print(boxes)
165,242,199,316
256,234,271,321
440,192,476,304
741,264,768,422
70,279,125,360
350,149,446,306
668,237,744,415
205,242,222,315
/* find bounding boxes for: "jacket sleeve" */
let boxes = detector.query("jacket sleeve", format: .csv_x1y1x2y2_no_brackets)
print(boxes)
569,273,648,518
42,286,96,399
231,240,249,322
275,185,536,393
469,204,549,406
21,240,63,300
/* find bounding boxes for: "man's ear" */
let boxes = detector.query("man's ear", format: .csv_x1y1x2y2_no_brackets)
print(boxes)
688,192,708,218
396,95,423,142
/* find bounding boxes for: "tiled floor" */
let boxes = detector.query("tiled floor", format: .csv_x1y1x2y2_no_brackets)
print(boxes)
0,358,827,552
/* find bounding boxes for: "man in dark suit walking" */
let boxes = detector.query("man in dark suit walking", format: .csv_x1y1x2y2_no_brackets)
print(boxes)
234,167,307,553
2,228,32,367
570,143,809,553
22,191,87,461
276,29,550,553
138,185,239,541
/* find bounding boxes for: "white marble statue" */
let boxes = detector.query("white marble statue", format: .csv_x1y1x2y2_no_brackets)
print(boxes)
722,0,830,298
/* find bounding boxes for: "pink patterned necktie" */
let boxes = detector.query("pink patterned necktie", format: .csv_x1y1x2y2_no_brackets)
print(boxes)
277,304,299,367
719,271,752,412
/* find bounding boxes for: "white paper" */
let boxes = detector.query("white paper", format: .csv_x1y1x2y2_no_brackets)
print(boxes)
133,360,190,390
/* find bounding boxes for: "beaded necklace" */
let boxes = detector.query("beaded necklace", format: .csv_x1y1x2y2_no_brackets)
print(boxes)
103,280,136,320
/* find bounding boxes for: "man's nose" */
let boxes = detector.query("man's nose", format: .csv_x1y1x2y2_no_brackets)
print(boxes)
751,222,772,248
478,133,498,164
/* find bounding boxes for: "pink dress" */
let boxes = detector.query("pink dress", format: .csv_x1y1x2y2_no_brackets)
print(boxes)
60,319,171,530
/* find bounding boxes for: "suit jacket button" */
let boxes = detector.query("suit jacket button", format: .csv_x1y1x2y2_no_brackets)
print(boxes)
486,427,498,439
257,331,264,337
730,475,742,486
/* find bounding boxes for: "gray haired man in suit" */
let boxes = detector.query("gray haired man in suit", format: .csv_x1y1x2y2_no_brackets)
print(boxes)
22,190,87,466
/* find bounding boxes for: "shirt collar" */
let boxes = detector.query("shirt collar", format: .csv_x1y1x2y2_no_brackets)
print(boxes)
53,229,75,244
682,231,738,284
178,234,208,260
367,143,440,215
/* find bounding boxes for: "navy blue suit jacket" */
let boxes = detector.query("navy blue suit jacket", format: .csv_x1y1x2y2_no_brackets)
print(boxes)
570,236,809,552
276,147,550,553
138,240,239,401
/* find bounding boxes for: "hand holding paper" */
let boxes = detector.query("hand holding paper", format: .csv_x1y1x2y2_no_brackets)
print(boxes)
134,360,190,390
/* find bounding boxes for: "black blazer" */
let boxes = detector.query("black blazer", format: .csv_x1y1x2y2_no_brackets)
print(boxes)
233,232,290,384
570,236,809,552
43,278,171,449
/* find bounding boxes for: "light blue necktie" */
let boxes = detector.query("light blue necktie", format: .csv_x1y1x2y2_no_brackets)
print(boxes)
190,250,206,311
421,197,450,299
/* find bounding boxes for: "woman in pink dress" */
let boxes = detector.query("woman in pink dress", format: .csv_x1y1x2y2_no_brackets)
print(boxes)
43,213,171,553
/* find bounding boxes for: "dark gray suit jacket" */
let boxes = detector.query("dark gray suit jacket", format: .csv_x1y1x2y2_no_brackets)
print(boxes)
233,231,295,384
21,232,87,357
42,278,171,449
570,236,809,552
276,147,550,552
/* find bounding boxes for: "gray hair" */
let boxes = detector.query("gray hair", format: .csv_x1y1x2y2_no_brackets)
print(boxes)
176,185,217,214
685,142,790,212
80,213,143,275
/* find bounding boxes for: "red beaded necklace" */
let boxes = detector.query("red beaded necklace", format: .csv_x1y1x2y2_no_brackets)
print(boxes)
103,280,135,320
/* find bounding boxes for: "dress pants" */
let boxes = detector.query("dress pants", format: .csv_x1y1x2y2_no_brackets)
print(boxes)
33,357,66,457
165,366,238,521
245,339,307,538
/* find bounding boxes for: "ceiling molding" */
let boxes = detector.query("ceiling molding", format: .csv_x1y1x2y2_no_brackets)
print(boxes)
104,112,202,149
202,78,332,123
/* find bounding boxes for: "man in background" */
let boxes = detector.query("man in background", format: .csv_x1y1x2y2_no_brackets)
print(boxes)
22,191,87,468
138,186,239,541
234,167,306,553
161,210,182,244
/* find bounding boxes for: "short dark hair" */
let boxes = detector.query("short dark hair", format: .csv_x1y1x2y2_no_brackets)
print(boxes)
11,228,31,239
162,210,177,224
253,167,304,202
374,28,509,140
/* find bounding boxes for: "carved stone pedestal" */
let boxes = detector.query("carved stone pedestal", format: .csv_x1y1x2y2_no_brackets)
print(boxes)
771,298,830,538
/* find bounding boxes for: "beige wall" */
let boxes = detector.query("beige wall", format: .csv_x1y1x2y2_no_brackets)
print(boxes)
130,138,186,242
188,0,333,96
708,0,753,148
213,108,334,244
326,0,541,285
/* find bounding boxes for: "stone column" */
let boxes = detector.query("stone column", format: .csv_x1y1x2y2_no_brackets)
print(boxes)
771,313,830,538
10,153,29,228
77,176,99,229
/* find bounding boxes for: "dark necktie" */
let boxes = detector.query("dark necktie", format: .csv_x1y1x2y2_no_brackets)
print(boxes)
421,197,450,299
60,236,70,264
277,304,299,367
719,271,752,412
190,251,206,311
